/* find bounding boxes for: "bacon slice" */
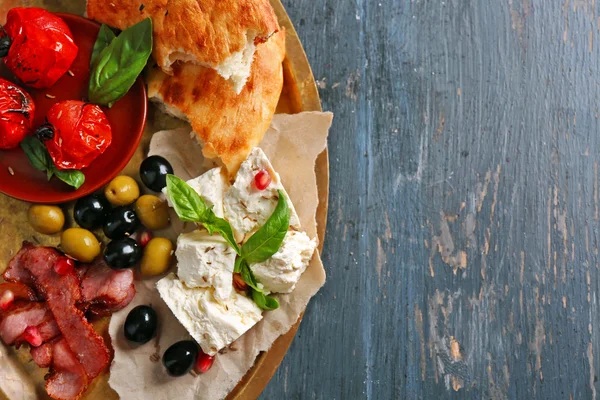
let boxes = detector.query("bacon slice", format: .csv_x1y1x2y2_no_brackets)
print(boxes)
74,264,89,282
88,284,136,317
15,315,61,348
36,318,61,342
81,260,135,308
31,340,54,368
20,246,109,379
0,302,52,345
0,282,38,303
45,338,89,400
3,242,35,286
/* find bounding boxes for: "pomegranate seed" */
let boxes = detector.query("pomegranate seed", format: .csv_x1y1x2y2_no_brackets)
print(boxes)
232,273,248,292
194,350,215,374
138,230,153,247
23,326,42,347
254,169,271,190
0,290,14,311
54,257,75,276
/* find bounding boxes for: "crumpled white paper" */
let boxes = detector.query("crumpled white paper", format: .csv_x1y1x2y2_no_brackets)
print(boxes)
107,112,333,400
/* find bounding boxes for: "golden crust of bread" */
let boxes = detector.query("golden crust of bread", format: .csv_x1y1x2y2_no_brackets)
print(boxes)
86,0,280,73
147,30,286,174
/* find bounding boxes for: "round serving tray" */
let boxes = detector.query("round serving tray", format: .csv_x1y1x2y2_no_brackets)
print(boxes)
0,0,327,398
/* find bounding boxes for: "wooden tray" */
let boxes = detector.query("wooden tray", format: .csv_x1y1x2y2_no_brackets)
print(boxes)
0,0,327,399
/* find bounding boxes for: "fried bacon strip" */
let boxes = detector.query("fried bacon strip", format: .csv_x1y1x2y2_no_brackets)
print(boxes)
45,338,89,400
19,246,109,380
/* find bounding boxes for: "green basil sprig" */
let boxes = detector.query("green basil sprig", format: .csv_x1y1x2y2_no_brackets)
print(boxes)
166,174,240,253
20,137,85,189
54,169,85,189
90,24,116,67
240,190,290,263
88,18,153,107
252,288,280,311
235,258,279,311
237,258,261,292
166,175,290,311
235,190,289,310
21,136,53,172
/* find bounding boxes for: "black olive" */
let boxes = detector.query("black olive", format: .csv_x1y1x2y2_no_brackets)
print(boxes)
162,340,198,377
103,206,140,239
104,238,142,269
74,194,111,230
124,305,158,344
139,155,174,192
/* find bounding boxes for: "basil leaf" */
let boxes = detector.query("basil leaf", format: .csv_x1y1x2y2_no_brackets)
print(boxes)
166,174,241,253
240,190,290,263
21,137,52,172
262,295,280,310
91,24,116,67
166,174,211,222
88,18,152,107
237,258,279,310
252,290,279,311
234,257,244,274
54,169,85,189
20,137,84,189
204,216,240,254
239,260,263,293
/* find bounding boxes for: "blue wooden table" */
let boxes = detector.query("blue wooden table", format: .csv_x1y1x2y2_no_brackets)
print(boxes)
267,1,600,399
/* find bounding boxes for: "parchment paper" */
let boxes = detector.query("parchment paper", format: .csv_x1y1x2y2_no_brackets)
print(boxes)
107,112,333,400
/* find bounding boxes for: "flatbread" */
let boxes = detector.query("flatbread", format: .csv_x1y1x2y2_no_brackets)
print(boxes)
86,0,279,75
146,30,285,175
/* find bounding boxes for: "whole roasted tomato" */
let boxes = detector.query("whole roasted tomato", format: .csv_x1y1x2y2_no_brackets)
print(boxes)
36,101,112,170
0,8,78,89
0,77,35,149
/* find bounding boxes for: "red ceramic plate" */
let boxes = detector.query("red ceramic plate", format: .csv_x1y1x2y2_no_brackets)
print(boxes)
0,13,147,204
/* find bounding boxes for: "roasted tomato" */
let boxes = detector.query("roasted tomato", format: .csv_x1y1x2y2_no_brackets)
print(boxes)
0,8,78,89
36,101,112,170
0,77,35,149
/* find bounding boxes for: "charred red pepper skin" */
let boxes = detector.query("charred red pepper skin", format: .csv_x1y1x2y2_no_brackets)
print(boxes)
1,8,78,89
0,77,35,149
44,101,112,170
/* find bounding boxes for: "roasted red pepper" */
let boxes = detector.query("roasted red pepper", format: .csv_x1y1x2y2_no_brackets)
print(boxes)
0,8,78,89
36,100,112,170
0,77,35,149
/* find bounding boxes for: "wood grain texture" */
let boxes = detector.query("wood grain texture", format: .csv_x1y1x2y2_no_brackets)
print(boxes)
266,0,600,399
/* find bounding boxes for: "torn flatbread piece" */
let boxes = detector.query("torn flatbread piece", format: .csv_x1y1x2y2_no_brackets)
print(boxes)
86,0,280,92
147,30,285,175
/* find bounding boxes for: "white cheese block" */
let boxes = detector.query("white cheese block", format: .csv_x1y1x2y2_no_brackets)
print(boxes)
157,273,262,356
250,231,317,294
163,167,229,218
176,230,236,302
224,148,300,235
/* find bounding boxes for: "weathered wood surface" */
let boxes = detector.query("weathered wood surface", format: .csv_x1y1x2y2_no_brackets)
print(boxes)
267,0,600,399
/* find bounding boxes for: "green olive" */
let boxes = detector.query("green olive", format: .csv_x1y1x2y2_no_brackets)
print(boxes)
140,238,174,277
135,195,170,230
61,228,101,263
28,205,65,234
105,176,140,206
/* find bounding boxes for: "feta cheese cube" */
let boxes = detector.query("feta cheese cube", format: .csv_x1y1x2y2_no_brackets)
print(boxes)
224,148,300,235
176,230,236,302
250,231,317,293
163,167,229,218
157,273,262,356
